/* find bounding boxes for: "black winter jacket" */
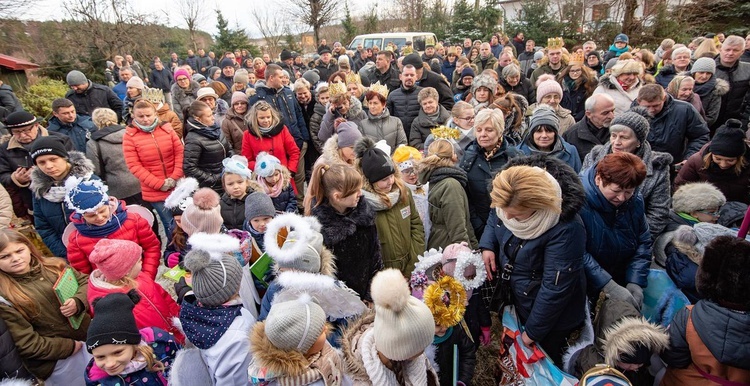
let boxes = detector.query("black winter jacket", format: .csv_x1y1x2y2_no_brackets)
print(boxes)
434,326,476,386
633,95,709,162
148,68,173,93
64,81,123,122
362,65,401,92
0,317,33,381
387,85,423,138
561,117,610,163
0,84,22,112
220,193,245,230
417,69,455,110
714,57,750,128
182,120,231,193
409,105,451,150
499,77,535,106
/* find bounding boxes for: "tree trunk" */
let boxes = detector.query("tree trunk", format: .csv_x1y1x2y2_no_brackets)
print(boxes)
622,0,639,36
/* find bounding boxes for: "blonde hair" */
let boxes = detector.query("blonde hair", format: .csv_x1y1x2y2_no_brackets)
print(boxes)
305,163,363,215
474,108,505,137
490,166,562,213
703,152,747,175
418,140,456,172
91,108,118,128
451,101,473,118
246,101,281,137
694,38,719,59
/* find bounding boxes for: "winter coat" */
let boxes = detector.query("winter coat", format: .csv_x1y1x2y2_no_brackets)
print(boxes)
220,193,246,230
46,115,96,153
314,62,339,84
473,55,498,74
562,117,611,163
499,77,535,105
66,203,161,278
459,139,522,239
0,316,33,381
87,272,183,342
0,84,22,112
317,97,366,145
123,122,184,202
561,81,589,122
593,75,642,115
30,151,98,258
655,64,691,88
0,261,90,380
433,326,476,386
665,242,701,303
661,301,750,385
579,166,652,291
478,178,587,342
417,67,455,110
583,142,673,236
441,59,457,82
249,85,309,148
420,166,477,250
363,188,424,277
357,109,407,152
693,77,729,128
84,327,179,386
529,64,563,89
65,81,124,122
308,102,327,154
0,129,73,217
386,85,423,137
170,80,201,121
713,58,750,128
362,64,401,92
674,144,750,204
184,55,200,73
220,108,246,154
0,185,10,230
519,128,581,172
183,121,231,192
409,105,451,150
637,95,709,162
312,198,383,301
241,122,300,174
156,102,183,138
148,68,173,93
86,124,141,199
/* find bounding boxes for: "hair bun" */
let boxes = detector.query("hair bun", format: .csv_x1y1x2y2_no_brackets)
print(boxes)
191,188,220,210
725,119,743,130
371,269,410,312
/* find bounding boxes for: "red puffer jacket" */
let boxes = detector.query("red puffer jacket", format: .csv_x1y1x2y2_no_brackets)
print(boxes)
67,206,161,279
87,271,184,343
123,122,184,202
241,121,300,174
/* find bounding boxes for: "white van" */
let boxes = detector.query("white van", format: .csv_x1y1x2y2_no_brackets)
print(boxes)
347,32,438,52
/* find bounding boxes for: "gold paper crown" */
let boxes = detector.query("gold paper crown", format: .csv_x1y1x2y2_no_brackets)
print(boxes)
547,37,564,50
142,87,165,104
328,82,348,99
424,276,466,328
430,125,460,140
345,72,361,86
369,81,389,99
569,52,585,65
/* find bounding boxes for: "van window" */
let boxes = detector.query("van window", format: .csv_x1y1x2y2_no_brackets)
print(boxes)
363,38,383,49
383,38,407,50
349,38,363,50
413,36,426,51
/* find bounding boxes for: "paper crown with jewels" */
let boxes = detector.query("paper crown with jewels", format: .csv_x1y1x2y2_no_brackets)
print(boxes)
328,82,348,99
142,87,165,104
569,52,585,65
369,81,389,99
430,125,460,140
547,37,565,50
346,72,361,86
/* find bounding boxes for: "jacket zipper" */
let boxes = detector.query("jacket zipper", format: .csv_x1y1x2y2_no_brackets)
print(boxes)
151,132,168,177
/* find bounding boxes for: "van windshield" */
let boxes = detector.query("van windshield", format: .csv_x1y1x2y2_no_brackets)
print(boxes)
348,38,363,50
383,38,407,50
413,36,426,51
363,38,383,49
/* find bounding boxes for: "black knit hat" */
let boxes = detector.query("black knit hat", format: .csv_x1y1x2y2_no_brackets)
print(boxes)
280,49,292,61
709,119,746,158
355,137,395,184
4,110,41,129
86,291,142,353
29,136,69,163
402,53,424,69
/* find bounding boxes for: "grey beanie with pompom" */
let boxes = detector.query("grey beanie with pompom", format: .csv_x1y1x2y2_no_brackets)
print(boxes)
184,233,243,306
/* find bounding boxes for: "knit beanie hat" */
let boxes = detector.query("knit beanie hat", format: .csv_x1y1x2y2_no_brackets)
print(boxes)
254,152,282,178
471,74,498,95
280,50,293,62
64,177,109,214
673,223,735,258
86,292,141,352
303,70,320,86
66,70,88,86
460,66,475,79
529,105,560,133
231,91,247,106
354,136,395,184
605,58,619,71
265,295,326,353
336,121,363,148
672,182,726,214
29,136,69,163
89,239,143,281
222,155,252,179
234,69,249,84
244,191,276,222
165,177,199,216
192,73,206,83
184,233,243,306
709,119,746,158
441,242,476,278
264,213,324,273
220,57,235,69
533,51,545,61
535,74,563,104
610,107,651,143
181,188,223,236
126,76,144,90
402,53,424,69
392,145,423,172
371,269,435,361
614,33,629,44
174,68,191,81
4,110,41,130
691,57,716,75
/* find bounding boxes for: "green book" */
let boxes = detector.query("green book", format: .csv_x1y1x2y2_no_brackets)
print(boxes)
53,268,84,330
250,252,272,286
163,265,188,282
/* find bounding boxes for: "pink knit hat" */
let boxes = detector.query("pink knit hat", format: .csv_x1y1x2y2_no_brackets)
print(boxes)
89,239,143,281
441,242,476,278
535,74,563,104
174,68,191,81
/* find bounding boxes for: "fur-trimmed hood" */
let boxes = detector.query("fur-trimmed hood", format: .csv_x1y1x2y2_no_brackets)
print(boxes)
713,78,730,96
29,150,95,198
601,316,669,366
320,134,350,166
339,311,375,381
249,321,312,376
598,74,641,92
313,195,376,246
502,154,584,222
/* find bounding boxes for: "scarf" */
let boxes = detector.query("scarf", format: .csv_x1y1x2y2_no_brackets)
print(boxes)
259,124,274,135
186,118,221,140
360,329,431,385
244,221,266,251
72,199,129,237
133,119,158,133
433,327,453,345
258,175,283,198
693,77,717,99
121,350,149,376
617,77,632,91
563,76,577,92
361,188,401,211
483,141,504,161
497,206,560,240
607,44,629,57
179,299,243,349
277,342,343,386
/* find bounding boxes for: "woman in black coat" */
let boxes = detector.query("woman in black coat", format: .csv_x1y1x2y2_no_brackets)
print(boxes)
0,316,34,381
558,63,598,122
183,100,231,193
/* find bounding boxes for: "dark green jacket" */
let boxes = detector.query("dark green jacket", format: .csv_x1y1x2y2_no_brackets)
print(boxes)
420,166,477,250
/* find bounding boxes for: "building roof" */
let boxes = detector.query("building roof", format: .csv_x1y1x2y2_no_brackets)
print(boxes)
0,54,39,70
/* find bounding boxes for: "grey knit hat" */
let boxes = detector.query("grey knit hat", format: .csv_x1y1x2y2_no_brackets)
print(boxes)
691,57,716,75
184,234,243,307
234,69,249,84
264,213,324,273
265,295,326,353
66,70,88,86
673,223,735,258
244,191,276,222
471,74,498,95
303,70,320,86
672,182,726,214
610,107,650,143
529,105,560,133
336,121,363,148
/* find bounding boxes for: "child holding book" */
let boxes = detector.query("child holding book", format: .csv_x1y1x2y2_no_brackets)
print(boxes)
0,229,91,384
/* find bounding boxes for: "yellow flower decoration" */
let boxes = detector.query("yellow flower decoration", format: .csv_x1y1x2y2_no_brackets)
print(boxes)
430,125,460,140
424,276,466,328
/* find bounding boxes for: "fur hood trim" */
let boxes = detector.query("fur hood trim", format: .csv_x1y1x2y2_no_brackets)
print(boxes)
502,154,584,221
250,321,311,376
274,271,366,319
601,317,669,366
714,78,730,96
30,150,94,198
340,311,375,381
187,232,240,256
314,198,375,245
322,134,348,165
264,212,322,265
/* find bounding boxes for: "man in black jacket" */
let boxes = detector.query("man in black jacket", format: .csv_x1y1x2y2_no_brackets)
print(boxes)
714,35,750,130
149,60,174,106
64,70,123,122
361,51,401,92
387,65,423,138
402,53,454,110
563,94,616,162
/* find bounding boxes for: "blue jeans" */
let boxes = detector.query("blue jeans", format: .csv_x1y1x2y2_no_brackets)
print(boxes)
150,201,173,242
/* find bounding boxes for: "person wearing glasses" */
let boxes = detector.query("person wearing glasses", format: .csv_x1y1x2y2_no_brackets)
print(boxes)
557,62,598,122
0,111,73,221
422,101,477,159
170,68,201,123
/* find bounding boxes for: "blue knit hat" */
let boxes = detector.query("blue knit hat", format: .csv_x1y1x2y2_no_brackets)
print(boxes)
222,155,252,179
614,34,629,44
64,177,109,214
254,152,282,178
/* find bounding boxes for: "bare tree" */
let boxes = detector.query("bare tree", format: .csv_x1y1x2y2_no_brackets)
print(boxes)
286,0,340,46
252,9,285,58
178,0,206,51
393,0,426,31
0,0,31,19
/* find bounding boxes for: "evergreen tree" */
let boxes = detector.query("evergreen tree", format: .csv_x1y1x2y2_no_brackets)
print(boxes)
477,0,503,40
341,2,358,46
504,0,562,45
363,5,378,34
213,9,249,54
422,0,449,41
446,0,481,43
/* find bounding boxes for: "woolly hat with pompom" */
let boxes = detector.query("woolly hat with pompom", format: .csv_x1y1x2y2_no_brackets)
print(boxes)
355,136,395,184
535,74,563,104
184,232,242,306
181,188,223,236
672,182,726,214
372,268,435,361
264,294,326,353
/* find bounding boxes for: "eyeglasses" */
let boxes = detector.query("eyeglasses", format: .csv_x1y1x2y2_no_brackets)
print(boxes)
12,125,37,135
698,210,721,217
569,69,582,73
402,168,417,176
176,77,189,82
459,116,475,121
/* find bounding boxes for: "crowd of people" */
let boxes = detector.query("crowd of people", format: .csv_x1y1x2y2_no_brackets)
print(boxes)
0,29,749,386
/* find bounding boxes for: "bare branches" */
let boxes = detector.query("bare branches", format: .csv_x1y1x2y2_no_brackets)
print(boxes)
286,0,340,45
178,0,206,50
0,0,32,19
252,9,284,58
